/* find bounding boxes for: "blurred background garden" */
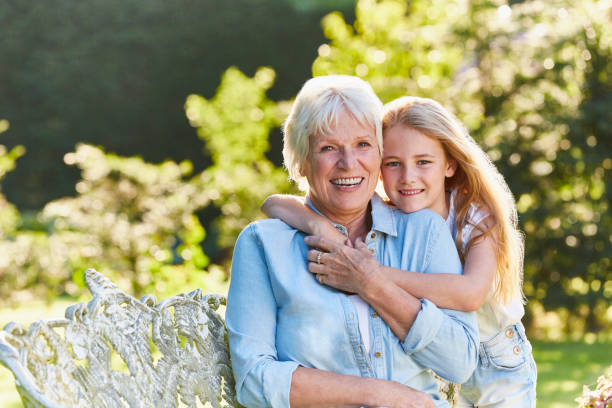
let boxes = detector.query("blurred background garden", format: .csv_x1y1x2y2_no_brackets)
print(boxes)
0,0,610,406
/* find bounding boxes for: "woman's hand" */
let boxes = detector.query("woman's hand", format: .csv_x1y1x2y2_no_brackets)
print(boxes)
376,380,437,408
305,235,381,295
386,383,437,408
290,367,436,408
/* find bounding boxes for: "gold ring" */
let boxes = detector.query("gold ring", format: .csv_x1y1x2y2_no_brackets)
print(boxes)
316,252,322,265
318,274,324,285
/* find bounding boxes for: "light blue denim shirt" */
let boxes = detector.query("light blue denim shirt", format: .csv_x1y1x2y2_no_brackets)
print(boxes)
226,195,479,408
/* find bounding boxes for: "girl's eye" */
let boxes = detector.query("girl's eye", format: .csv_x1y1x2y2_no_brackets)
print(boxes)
417,160,431,165
384,161,400,167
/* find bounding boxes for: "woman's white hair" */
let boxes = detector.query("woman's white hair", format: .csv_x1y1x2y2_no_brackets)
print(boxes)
282,75,383,190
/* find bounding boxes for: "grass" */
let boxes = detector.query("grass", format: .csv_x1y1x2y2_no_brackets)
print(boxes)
533,339,612,408
1,300,610,408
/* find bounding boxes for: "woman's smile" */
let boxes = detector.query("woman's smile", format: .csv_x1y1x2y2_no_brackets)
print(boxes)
330,177,364,188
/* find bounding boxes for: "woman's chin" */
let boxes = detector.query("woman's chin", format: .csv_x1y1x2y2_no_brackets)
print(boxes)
328,195,371,215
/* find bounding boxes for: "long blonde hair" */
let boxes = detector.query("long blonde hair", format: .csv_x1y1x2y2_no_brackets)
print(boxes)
382,96,524,305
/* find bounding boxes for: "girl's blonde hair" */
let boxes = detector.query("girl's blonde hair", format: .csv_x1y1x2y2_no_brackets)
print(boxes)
382,96,524,305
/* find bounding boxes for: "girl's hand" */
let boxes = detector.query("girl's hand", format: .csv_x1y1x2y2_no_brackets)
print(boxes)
305,236,380,295
312,221,350,246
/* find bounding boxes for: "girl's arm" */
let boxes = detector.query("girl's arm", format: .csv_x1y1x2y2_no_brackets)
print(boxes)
306,218,479,383
261,194,347,244
382,228,496,311
308,217,497,312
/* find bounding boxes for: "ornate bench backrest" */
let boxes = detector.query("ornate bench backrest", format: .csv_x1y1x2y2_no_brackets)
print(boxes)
0,269,241,408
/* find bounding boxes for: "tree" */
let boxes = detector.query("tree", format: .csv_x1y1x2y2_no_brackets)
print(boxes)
312,0,612,334
0,119,23,238
0,0,350,209
185,67,296,259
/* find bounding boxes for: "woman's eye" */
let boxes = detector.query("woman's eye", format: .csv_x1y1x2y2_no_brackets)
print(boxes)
321,146,334,152
358,141,371,148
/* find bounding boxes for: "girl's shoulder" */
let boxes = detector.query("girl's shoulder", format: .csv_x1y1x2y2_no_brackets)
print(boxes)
449,188,490,228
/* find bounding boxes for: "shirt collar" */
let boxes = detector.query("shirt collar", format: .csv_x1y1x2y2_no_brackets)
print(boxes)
305,194,397,238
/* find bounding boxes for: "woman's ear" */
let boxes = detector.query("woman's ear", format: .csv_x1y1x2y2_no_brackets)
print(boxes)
298,159,309,178
445,159,458,178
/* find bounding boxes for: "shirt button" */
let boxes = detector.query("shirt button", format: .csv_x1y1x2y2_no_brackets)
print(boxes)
370,232,376,239
506,328,514,338
375,352,382,358
513,346,521,355
371,312,378,318
369,248,375,254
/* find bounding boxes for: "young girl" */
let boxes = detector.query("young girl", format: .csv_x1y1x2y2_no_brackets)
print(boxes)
262,96,537,407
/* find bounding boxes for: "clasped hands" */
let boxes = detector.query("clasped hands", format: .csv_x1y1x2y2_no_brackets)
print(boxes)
305,235,380,295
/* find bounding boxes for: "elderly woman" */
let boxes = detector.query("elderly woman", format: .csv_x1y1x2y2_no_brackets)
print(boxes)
226,75,478,408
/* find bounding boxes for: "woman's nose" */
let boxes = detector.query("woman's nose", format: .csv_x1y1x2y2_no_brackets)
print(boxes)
338,149,358,169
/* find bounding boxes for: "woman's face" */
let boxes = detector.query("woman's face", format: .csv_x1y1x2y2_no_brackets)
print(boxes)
381,124,456,218
301,109,381,224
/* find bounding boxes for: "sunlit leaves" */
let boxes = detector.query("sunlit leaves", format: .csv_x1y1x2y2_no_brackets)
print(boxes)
312,0,612,333
0,143,219,302
0,0,609,335
313,0,464,102
0,120,23,239
186,67,295,252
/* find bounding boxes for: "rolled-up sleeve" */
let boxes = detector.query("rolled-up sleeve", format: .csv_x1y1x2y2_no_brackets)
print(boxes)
226,224,300,408
400,219,479,384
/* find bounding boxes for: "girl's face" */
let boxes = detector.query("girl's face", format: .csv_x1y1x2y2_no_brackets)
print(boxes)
381,124,456,218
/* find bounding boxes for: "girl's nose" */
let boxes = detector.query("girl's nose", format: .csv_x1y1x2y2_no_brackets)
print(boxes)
400,166,415,184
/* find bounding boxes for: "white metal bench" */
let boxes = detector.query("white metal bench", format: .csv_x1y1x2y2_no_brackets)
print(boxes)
1,269,458,408
0,269,240,408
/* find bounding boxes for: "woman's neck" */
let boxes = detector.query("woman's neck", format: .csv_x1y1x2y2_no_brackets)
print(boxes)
343,212,372,243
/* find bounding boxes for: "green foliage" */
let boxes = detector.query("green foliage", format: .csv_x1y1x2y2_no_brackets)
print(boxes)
0,66,296,302
312,0,612,333
0,0,609,336
186,67,296,254
0,144,217,302
0,120,24,238
0,0,350,209
42,144,216,296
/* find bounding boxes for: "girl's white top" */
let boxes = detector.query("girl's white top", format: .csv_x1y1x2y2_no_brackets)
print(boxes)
446,189,524,341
